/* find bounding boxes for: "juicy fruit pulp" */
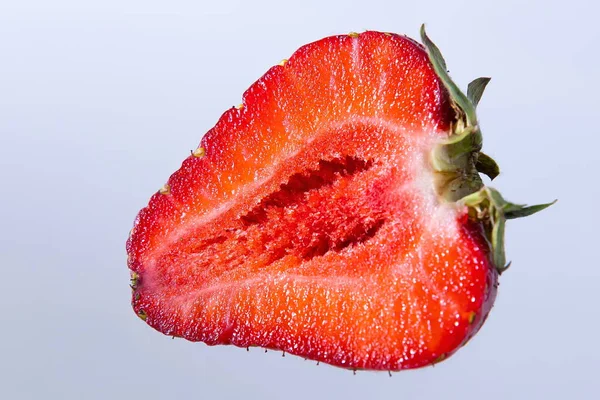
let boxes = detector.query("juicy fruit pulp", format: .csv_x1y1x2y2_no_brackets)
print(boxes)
127,29,544,371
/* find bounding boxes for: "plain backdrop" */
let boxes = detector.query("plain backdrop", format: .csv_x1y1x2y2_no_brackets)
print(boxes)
1,0,598,399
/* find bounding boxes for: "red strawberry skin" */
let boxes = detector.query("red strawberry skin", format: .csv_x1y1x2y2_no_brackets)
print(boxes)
127,31,498,371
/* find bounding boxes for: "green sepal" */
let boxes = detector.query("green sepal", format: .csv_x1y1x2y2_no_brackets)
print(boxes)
420,25,477,127
475,152,500,180
461,187,555,274
467,77,491,108
491,213,507,272
419,25,447,72
505,200,557,219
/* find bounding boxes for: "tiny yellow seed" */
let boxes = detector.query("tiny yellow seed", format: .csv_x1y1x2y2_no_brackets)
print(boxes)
433,353,446,364
279,59,288,66
235,103,244,110
467,311,477,324
130,271,139,288
192,147,206,158
159,184,171,195
137,309,147,321
348,32,359,38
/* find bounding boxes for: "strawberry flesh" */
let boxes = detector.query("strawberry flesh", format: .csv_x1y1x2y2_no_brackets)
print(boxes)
128,31,497,370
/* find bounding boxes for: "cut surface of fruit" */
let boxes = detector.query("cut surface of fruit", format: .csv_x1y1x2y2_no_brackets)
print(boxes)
127,28,549,371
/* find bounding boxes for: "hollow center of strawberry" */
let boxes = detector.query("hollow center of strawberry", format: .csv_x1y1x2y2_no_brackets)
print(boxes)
239,156,385,261
145,124,441,294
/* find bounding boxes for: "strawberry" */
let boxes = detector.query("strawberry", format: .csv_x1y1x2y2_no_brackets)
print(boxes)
127,26,553,371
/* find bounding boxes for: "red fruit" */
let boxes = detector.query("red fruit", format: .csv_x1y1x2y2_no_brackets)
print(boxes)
127,26,553,371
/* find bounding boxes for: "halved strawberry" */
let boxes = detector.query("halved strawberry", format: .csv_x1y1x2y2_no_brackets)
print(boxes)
127,26,553,371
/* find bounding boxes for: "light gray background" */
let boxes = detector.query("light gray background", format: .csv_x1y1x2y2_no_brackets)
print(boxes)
1,0,598,399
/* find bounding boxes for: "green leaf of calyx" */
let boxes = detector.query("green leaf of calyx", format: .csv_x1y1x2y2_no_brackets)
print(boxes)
460,187,555,274
467,77,491,108
420,25,477,127
491,212,507,272
475,152,500,180
504,200,557,219
419,25,447,72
